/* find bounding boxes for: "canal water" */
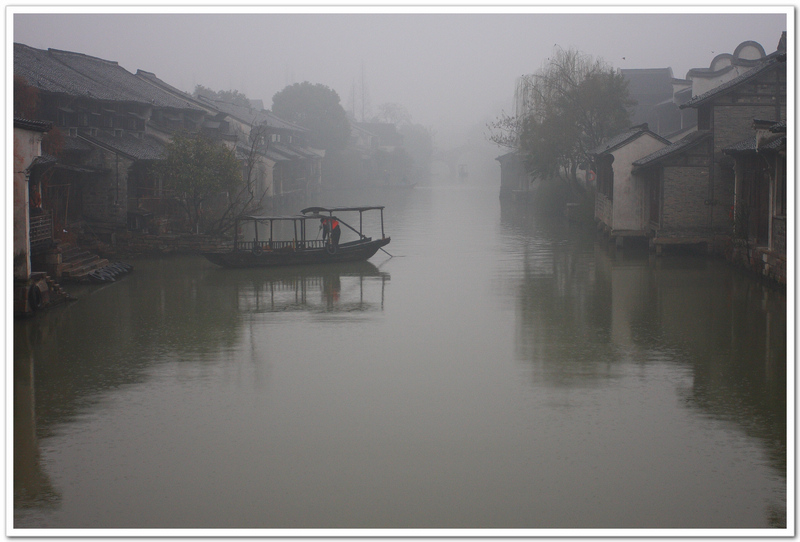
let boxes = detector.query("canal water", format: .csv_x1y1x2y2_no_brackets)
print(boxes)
13,183,787,532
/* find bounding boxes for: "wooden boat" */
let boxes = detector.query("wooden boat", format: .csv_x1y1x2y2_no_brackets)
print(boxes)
203,205,391,268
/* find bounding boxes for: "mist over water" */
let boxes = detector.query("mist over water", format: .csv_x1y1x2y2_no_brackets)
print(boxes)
15,183,786,530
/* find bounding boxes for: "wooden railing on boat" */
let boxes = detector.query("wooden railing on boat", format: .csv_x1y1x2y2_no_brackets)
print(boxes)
236,239,328,252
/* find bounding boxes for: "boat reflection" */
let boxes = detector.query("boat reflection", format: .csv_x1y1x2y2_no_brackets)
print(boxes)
219,260,390,315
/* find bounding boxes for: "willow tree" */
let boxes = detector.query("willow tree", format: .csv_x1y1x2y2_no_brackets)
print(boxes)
488,47,634,197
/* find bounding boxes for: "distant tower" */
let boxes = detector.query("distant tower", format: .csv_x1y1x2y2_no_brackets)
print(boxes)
349,78,357,119
360,61,370,122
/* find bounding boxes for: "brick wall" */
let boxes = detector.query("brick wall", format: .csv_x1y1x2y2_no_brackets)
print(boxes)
660,166,710,237
713,105,778,153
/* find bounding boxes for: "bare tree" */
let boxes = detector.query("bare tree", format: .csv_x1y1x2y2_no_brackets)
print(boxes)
210,122,272,235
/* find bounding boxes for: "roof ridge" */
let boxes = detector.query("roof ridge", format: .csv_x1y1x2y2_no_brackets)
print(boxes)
49,47,120,66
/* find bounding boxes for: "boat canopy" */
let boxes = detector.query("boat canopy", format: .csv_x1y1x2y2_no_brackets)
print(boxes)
240,215,310,222
301,206,385,215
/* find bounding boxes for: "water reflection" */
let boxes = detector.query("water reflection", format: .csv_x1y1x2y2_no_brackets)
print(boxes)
14,186,788,530
14,327,60,511
501,198,787,528
14,257,392,520
217,261,390,316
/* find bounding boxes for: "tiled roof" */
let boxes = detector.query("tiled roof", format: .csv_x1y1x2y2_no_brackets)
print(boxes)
14,43,202,110
210,100,306,132
264,148,291,162
29,154,58,168
632,130,712,168
235,140,320,163
681,54,786,109
14,117,53,132
135,70,212,111
770,120,787,132
723,136,759,153
589,123,669,156
62,136,95,153
80,131,165,160
723,133,785,154
270,144,306,160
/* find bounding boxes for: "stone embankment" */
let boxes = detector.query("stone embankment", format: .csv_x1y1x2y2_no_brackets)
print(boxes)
84,231,232,260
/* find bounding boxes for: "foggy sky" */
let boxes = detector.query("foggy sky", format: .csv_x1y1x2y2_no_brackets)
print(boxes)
12,9,788,147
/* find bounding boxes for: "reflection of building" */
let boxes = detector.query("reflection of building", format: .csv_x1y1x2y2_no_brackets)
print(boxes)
14,326,60,509
505,205,785,433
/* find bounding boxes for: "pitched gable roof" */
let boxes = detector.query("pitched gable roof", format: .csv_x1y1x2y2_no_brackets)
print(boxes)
135,69,212,111
16,43,126,101
79,131,165,161
632,130,712,169
14,43,202,111
723,119,786,155
589,123,669,156
681,54,786,109
14,117,53,132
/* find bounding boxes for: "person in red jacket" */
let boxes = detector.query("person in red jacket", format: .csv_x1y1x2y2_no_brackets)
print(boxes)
321,217,341,248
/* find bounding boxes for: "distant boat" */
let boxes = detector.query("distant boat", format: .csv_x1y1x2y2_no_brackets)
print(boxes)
203,206,391,269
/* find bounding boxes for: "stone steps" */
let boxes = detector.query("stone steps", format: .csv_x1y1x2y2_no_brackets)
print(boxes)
59,243,131,283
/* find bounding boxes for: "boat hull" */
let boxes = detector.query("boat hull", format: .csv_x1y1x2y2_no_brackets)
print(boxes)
203,237,391,268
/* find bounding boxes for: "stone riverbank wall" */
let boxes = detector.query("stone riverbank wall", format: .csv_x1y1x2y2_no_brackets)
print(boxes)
86,232,231,259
